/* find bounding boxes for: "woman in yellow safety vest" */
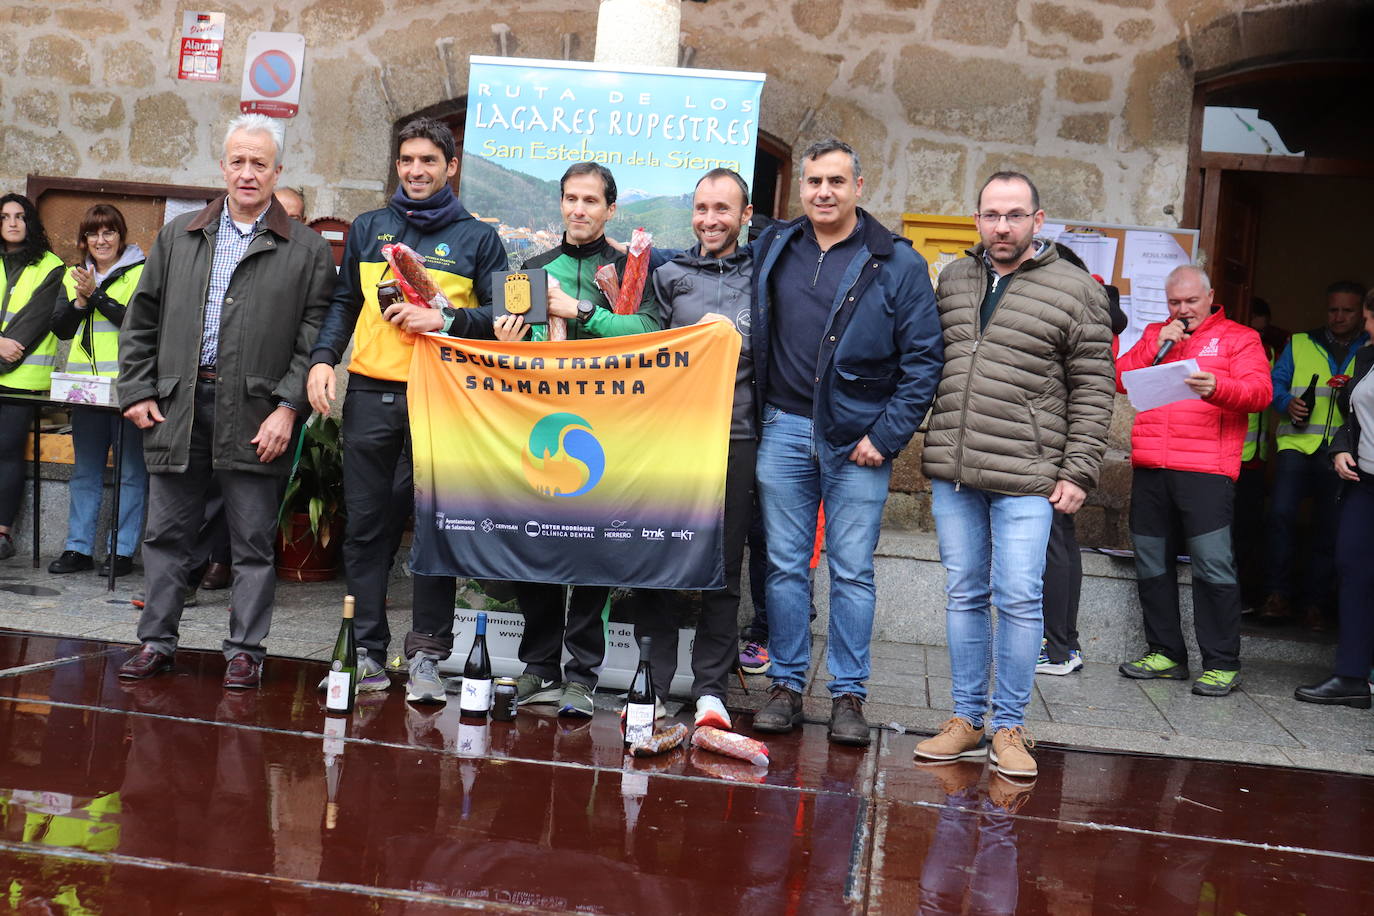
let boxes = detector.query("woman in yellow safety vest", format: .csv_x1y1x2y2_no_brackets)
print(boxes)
50,204,148,578
0,193,63,561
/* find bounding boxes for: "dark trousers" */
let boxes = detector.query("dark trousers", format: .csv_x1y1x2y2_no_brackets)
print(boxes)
1130,468,1241,671
0,401,32,528
192,480,232,569
138,379,281,662
636,437,756,700
1265,448,1339,606
1041,511,1082,662
341,387,455,664
1334,479,1374,678
515,582,610,688
1231,464,1267,605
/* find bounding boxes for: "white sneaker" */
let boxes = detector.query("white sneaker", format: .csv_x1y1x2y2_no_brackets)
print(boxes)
1036,650,1084,676
694,695,731,729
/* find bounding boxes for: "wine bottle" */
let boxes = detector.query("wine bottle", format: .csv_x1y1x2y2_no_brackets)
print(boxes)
1293,373,1319,429
459,612,493,717
325,596,358,714
624,636,656,747
322,715,346,830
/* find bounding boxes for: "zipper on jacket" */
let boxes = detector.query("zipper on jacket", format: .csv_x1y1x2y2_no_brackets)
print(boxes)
812,251,825,287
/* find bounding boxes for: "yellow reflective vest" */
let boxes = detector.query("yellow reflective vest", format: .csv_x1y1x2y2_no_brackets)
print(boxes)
0,251,63,391
60,262,144,377
1275,332,1358,454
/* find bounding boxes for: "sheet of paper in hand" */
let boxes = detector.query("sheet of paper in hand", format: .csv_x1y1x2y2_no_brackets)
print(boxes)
1122,358,1202,412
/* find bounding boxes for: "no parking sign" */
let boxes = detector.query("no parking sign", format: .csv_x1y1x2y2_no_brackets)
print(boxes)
239,32,304,118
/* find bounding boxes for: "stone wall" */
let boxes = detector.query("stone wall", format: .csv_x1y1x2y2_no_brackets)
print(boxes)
2,0,1366,546
5,0,1361,227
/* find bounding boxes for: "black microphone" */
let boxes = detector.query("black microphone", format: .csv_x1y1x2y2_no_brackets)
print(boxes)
1152,316,1190,365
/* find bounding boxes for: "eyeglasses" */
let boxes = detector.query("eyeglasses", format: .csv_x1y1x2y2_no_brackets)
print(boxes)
975,212,1034,226
84,229,119,242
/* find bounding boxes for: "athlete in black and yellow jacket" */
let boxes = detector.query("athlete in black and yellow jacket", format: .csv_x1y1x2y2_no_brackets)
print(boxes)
307,118,507,704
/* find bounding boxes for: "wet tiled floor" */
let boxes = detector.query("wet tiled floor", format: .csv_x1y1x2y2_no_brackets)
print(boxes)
2,630,1371,914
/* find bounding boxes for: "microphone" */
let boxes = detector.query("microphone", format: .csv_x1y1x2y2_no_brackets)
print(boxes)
1152,316,1190,365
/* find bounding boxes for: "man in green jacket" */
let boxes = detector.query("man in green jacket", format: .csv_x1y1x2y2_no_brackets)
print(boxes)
116,114,335,688
493,161,660,718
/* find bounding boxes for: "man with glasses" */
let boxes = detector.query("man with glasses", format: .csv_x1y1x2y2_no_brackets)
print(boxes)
916,171,1114,778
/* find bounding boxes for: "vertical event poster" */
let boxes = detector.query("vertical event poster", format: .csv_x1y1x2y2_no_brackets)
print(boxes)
459,56,766,259
178,11,224,82
408,322,741,589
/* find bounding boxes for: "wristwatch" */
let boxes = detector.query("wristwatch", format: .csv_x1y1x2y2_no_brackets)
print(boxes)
576,299,596,323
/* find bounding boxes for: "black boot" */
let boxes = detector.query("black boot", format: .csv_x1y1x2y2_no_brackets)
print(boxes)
1294,675,1371,709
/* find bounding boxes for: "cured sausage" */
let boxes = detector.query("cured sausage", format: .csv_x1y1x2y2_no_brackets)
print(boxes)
690,726,769,767
611,228,652,315
381,242,452,309
629,722,688,758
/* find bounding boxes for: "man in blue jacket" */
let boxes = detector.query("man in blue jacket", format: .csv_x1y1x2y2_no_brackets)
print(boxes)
749,139,944,746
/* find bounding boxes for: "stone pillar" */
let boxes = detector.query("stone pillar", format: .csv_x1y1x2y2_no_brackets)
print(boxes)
593,0,681,68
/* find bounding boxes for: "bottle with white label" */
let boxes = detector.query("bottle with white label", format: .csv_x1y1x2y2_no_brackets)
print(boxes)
325,596,357,714
459,612,493,717
623,636,656,747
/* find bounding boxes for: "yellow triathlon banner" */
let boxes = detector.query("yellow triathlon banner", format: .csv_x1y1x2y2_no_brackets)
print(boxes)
408,321,741,589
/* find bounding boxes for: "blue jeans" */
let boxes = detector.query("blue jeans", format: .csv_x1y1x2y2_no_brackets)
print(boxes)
65,408,148,557
756,405,891,698
931,479,1052,731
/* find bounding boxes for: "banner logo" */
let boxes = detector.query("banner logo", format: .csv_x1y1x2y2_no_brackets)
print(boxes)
522,412,606,498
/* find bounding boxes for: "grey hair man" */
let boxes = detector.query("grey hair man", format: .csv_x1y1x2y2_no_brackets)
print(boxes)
116,114,335,688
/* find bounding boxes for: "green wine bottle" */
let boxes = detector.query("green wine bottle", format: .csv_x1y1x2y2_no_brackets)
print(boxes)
325,595,357,714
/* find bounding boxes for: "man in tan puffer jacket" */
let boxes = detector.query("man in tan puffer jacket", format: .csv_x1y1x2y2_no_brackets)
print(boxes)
915,171,1115,779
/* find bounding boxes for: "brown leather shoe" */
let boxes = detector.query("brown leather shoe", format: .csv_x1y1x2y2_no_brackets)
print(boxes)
914,716,987,761
223,652,262,689
200,561,231,590
827,693,872,747
752,683,804,733
118,644,173,680
990,726,1038,778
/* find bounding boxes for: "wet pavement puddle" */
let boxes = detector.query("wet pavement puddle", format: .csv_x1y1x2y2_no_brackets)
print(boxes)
0,629,1370,913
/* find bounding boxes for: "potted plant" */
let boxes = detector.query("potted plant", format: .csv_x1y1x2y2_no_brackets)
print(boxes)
275,415,345,582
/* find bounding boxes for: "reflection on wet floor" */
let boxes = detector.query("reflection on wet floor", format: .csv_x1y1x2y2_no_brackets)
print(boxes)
1,630,1371,914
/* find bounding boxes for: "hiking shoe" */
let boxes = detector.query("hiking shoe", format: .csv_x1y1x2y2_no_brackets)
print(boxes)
405,652,447,705
558,681,595,718
49,550,94,574
131,587,197,610
738,642,770,675
988,771,1037,813
1119,651,1189,680
828,693,872,747
317,654,390,693
989,726,1037,778
1037,649,1083,676
694,695,731,729
1192,669,1241,697
516,673,563,705
914,716,987,761
752,684,803,733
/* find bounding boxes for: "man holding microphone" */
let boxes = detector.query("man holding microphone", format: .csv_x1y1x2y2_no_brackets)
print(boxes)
1115,265,1272,696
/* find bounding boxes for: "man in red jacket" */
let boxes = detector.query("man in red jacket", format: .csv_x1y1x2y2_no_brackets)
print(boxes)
1115,265,1272,696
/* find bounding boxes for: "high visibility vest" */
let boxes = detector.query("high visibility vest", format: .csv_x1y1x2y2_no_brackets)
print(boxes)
1241,409,1269,462
1275,333,1357,454
60,262,144,377
0,251,63,391
1242,345,1276,463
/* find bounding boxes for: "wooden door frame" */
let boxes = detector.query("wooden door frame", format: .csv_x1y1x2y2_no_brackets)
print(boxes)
1184,60,1374,267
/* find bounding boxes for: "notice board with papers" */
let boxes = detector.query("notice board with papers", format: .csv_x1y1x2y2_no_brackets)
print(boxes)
901,213,1200,355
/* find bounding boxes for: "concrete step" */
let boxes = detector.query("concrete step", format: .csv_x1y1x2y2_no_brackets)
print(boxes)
752,529,1335,669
